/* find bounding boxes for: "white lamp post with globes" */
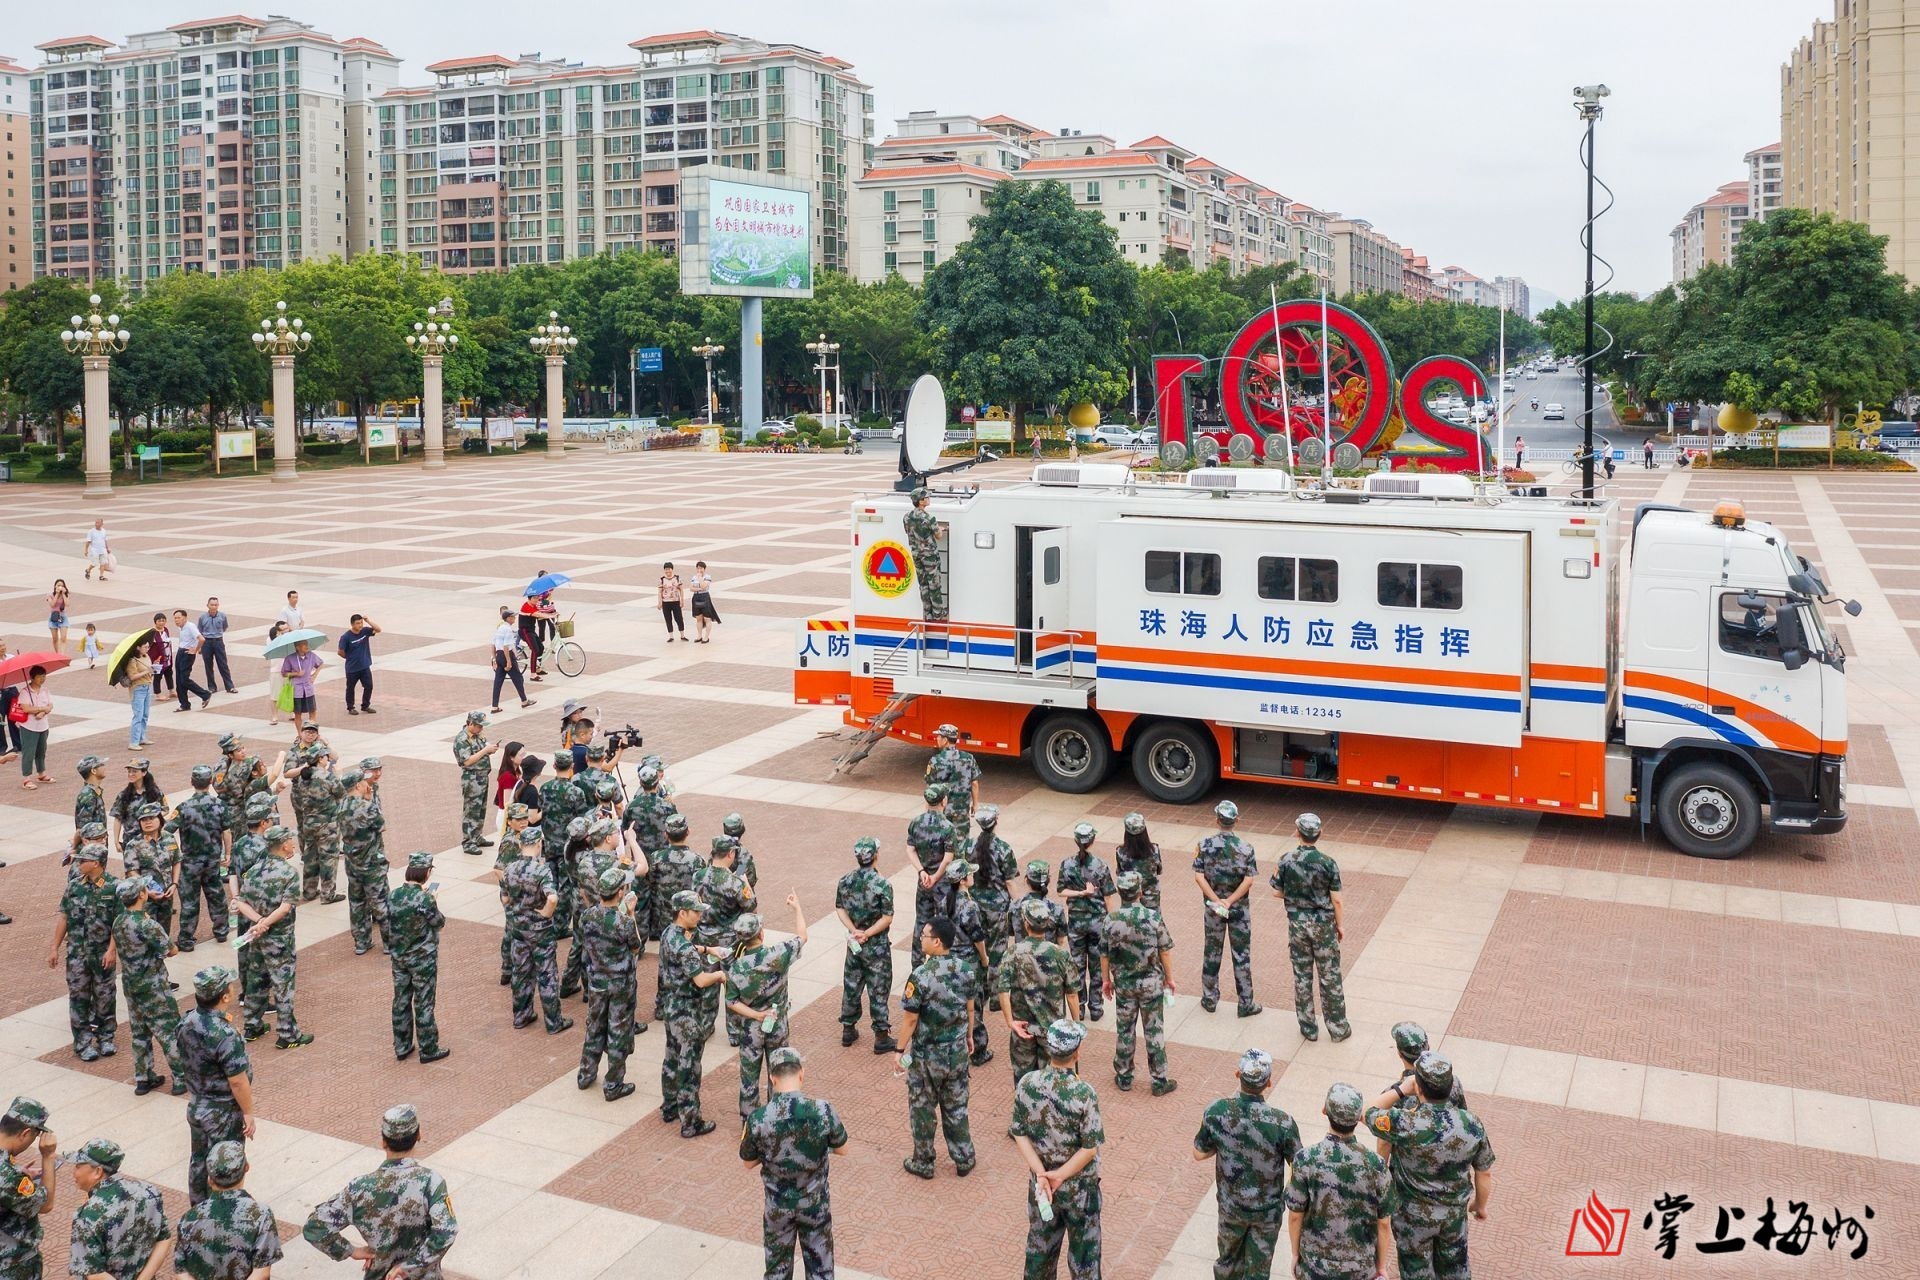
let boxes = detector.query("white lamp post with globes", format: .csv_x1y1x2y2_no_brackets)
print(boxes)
405,297,457,469
528,310,576,457
251,301,311,482
60,294,129,499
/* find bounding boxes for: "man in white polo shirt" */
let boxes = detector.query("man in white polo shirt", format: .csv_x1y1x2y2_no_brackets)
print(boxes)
170,608,213,712
82,519,112,581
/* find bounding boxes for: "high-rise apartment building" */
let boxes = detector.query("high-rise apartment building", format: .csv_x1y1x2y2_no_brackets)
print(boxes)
1329,216,1402,296
30,17,400,286
372,30,872,274
0,55,27,292
1494,275,1530,317
1670,181,1749,282
1746,141,1783,221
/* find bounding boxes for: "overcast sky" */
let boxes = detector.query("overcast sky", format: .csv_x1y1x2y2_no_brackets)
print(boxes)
19,0,1832,303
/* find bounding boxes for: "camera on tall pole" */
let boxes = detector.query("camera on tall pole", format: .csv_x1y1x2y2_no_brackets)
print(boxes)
1575,83,1609,499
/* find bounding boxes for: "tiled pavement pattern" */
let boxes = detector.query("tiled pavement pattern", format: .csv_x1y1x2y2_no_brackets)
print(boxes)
2,452,1919,1277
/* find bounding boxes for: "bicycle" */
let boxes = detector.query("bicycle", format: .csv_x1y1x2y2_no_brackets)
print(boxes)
518,616,586,680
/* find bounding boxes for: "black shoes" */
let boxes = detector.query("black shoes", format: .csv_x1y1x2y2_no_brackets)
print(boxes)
605,1082,636,1102
1237,1003,1263,1019
842,1025,859,1046
681,1119,716,1138
872,1036,899,1055
396,1046,414,1061
1152,1079,1180,1097
421,1048,450,1063
547,1018,574,1035
134,1077,166,1097
577,1069,599,1091
276,1031,314,1050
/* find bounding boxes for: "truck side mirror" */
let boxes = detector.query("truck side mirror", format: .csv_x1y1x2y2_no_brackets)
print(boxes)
1777,609,1807,670
1787,572,1818,596
1845,599,1863,617
1781,648,1807,671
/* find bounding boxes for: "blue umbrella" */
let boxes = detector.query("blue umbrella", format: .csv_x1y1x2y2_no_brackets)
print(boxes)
525,573,572,597
262,628,328,661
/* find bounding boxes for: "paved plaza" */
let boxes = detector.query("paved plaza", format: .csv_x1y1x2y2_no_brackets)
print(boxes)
3,447,1920,1278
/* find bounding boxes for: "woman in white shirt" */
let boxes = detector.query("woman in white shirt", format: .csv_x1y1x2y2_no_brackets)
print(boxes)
15,665,54,787
490,606,535,712
689,561,721,644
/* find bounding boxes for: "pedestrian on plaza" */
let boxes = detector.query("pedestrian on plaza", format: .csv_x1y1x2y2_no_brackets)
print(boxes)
146,614,175,700
275,590,304,632
996,899,1080,1090
111,878,189,1097
658,561,689,641
287,730,345,902
1194,1049,1300,1280
1058,822,1116,1022
337,613,380,716
728,895,808,1119
1116,812,1164,911
693,839,754,1002
835,836,897,1052
303,1105,458,1278
514,753,546,814
690,561,722,643
277,636,322,732
1384,1023,1468,1121
454,711,499,856
170,608,214,713
643,816,701,979
490,740,524,840
49,843,120,1061
0,1096,59,1276
660,891,728,1137
214,733,257,845
66,1138,172,1280
926,723,981,831
237,826,312,1049
1512,435,1526,469
81,519,113,583
1271,812,1349,1042
46,578,73,656
501,831,573,1035
72,755,108,858
898,914,978,1179
390,852,450,1063
1011,1019,1105,1280
122,638,154,750
337,768,390,956
967,807,1018,1053
740,1047,848,1280
170,765,232,951
1193,799,1261,1017
1366,1054,1494,1280
906,785,959,964
14,665,54,788
943,860,994,1065
110,759,165,849
175,966,256,1205
1288,1084,1395,1280
1101,871,1177,1096
1644,437,1657,469
121,802,181,942
196,597,238,694
577,865,646,1101
519,590,556,678
80,622,102,669
172,1141,282,1280
0,641,19,766
490,606,535,710
1014,859,1069,945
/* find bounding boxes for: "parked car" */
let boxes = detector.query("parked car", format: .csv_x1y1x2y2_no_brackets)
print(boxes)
1091,424,1157,448
1869,421,1920,450
1542,403,1567,421
760,418,797,437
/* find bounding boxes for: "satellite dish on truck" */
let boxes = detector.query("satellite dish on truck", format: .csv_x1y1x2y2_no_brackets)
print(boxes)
895,372,996,492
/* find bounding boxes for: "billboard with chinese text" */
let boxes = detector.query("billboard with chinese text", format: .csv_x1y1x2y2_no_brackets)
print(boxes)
678,170,815,299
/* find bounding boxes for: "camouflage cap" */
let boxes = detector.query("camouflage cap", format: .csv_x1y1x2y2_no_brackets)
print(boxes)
596,866,627,896
551,751,574,772
663,813,690,836
768,1046,803,1071
465,710,488,725
586,817,618,845
934,723,959,740
1413,1051,1455,1098
76,754,108,777
944,860,973,883
640,754,667,774
206,1141,248,1186
1045,1019,1086,1057
734,912,763,939
245,795,276,820
520,824,544,847
1390,1021,1431,1059
191,764,216,787
337,769,364,790
407,851,435,870
3,1097,49,1129
297,723,321,737
1237,1048,1274,1087
506,802,530,821
566,816,590,841
671,890,709,915
911,486,930,503
722,812,745,836
192,966,235,1000
71,1138,125,1173
113,878,147,905
1023,859,1050,884
74,844,105,865
636,764,661,786
1324,1083,1365,1128
1115,870,1142,896
359,756,384,771
585,743,609,761
591,778,619,801
127,757,152,771
1021,898,1054,926
922,783,946,804
217,732,243,753
1295,812,1323,840
79,823,108,842
380,1104,420,1142
1214,800,1239,825
710,835,738,858
976,805,1000,829
308,741,332,759
1123,812,1147,835
264,824,296,848
135,801,165,821
1072,821,1096,846
853,836,879,864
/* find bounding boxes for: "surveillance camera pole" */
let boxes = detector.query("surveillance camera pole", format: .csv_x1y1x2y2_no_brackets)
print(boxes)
1575,84,1608,499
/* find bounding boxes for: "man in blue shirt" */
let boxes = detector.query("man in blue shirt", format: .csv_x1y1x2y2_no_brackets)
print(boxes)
337,614,381,717
196,597,238,695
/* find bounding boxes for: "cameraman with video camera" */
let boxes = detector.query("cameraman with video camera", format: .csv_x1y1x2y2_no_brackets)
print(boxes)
560,700,642,784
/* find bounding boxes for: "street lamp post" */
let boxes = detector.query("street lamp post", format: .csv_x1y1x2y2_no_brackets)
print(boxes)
405,297,457,469
1574,83,1609,499
529,311,577,458
692,338,725,426
60,294,129,499
251,301,311,483
805,331,841,438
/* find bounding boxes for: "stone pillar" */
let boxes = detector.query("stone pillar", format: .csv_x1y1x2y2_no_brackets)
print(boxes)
545,355,566,455
271,354,298,482
82,354,113,499
740,295,763,434
421,356,446,470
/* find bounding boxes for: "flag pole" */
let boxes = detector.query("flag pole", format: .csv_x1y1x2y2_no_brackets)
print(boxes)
1269,284,1296,472
1319,289,1334,484
1496,304,1507,478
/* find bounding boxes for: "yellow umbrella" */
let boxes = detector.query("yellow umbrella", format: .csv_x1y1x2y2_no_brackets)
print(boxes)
107,627,155,688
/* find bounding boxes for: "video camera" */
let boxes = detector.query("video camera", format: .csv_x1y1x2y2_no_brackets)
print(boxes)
605,724,645,753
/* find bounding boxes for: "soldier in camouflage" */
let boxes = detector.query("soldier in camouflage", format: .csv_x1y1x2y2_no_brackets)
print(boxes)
120,801,180,939
1194,1048,1300,1280
0,1096,58,1280
111,878,188,1096
740,1048,849,1280
169,764,231,949
905,785,958,964
1271,812,1349,1042
563,816,639,999
996,899,1081,1090
1288,1083,1395,1280
288,728,346,902
728,897,808,1119
944,860,995,1065
493,802,534,984
1385,1022,1467,1116
175,966,255,1205
72,756,109,861
229,798,277,1021
1100,871,1177,1096
1366,1053,1495,1280
236,826,313,1049
573,741,616,798
647,814,704,972
213,733,256,843
1192,800,1261,1017
1012,1019,1104,1280
66,1138,171,1279
834,837,897,1052
903,486,947,621
697,838,755,1046
925,723,981,831
621,764,676,931
720,812,760,889
659,890,729,1138
898,915,978,1179
1014,860,1069,945
49,844,119,1060
578,866,647,1101
967,808,1019,1057
501,836,574,1035
337,767,391,955
539,752,591,938
390,852,450,1064
453,710,498,857
1058,823,1116,1021
173,1140,281,1280
304,1105,458,1279
1116,812,1164,911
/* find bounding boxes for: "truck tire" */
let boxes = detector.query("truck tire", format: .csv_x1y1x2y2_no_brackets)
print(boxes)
1030,712,1111,795
1656,762,1760,859
1131,720,1219,805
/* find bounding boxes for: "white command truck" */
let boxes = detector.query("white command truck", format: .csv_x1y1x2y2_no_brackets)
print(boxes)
794,465,1851,859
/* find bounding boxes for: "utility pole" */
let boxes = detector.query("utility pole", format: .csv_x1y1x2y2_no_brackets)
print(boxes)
1575,84,1609,499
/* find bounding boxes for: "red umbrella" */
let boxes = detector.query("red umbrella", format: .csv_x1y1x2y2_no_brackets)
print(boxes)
0,651,71,688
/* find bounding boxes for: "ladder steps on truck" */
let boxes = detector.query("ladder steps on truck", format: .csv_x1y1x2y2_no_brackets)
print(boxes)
829,690,920,778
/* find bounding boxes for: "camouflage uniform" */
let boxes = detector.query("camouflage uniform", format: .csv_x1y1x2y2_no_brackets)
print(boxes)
905,804,958,962
1058,847,1116,1019
228,818,274,1020
996,931,1076,1084
564,832,628,997
174,1181,282,1279
1273,844,1348,1039
1365,1099,1495,1280
1287,1132,1396,1280
1195,1091,1301,1279
1192,832,1258,1011
971,828,1020,938
170,788,231,945
289,753,344,899
1016,885,1070,946
121,824,182,937
176,1002,252,1204
903,499,947,620
697,859,755,1046
69,1170,169,1279
728,935,804,1118
213,750,257,841
304,1157,458,1279
1012,1062,1105,1280
739,1083,849,1280
577,890,645,1097
926,743,980,830
949,887,994,1059
1103,900,1174,1090
493,823,529,983
112,897,188,1090
453,726,491,856
57,866,121,1056
339,788,392,952
648,841,705,962
538,771,591,936
0,1105,51,1280
239,854,304,1043
387,880,445,1059
620,788,676,933
1115,840,1164,912
74,780,107,844
502,856,567,1031
835,864,894,1039
902,953,977,1175
658,920,720,1134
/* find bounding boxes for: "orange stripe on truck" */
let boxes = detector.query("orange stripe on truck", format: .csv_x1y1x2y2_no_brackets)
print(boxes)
1624,669,1822,755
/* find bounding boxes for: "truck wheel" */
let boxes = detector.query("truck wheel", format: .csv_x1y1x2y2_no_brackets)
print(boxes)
1656,762,1760,859
1030,712,1111,795
1131,721,1219,805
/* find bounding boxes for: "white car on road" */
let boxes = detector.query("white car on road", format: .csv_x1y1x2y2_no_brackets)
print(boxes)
1542,403,1567,421
1091,424,1158,449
